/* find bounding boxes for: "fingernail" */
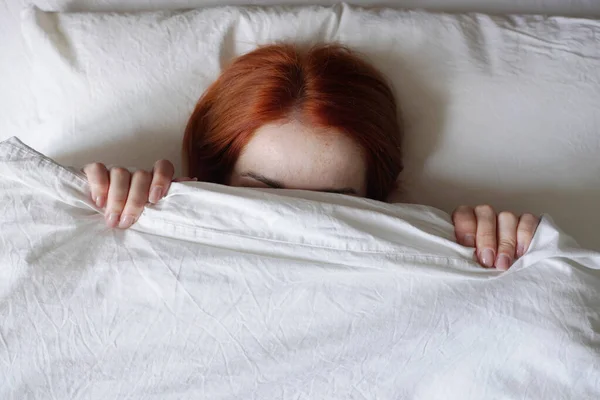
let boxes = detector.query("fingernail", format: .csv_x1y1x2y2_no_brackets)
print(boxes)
464,235,475,247
95,195,106,208
118,214,135,229
149,187,163,204
496,254,511,271
106,213,120,228
191,177,198,181
480,249,495,268
516,244,525,258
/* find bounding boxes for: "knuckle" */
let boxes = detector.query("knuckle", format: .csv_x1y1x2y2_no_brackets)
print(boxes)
498,211,517,221
521,213,539,223
107,187,129,202
111,167,130,178
474,204,495,216
477,231,496,241
133,170,152,180
452,205,472,216
108,194,128,204
155,159,173,167
499,238,517,248
519,214,540,231
154,159,175,172
83,163,107,179
88,162,106,172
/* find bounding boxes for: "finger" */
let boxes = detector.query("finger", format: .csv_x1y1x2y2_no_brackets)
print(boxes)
496,211,519,271
452,206,477,247
148,160,175,204
105,167,131,228
83,163,109,208
474,205,497,268
516,213,540,258
118,170,152,229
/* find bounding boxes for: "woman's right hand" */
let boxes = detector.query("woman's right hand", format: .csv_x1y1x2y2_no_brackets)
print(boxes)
83,160,194,229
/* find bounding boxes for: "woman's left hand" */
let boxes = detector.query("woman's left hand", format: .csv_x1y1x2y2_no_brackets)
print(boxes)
452,205,540,271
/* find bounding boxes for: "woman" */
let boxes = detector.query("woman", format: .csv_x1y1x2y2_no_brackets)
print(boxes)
83,44,539,271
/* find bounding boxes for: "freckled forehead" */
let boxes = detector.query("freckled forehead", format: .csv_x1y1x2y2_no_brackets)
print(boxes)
249,121,360,159
235,119,367,192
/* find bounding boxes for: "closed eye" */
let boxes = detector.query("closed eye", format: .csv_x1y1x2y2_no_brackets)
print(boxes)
321,188,357,195
240,172,357,195
241,173,284,189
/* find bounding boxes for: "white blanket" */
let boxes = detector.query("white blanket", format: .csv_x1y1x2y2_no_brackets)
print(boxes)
1,137,599,399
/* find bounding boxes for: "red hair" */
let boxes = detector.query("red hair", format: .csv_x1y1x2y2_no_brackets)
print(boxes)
183,43,403,201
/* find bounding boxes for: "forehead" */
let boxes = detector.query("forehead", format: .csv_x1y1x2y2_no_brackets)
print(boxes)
234,120,367,192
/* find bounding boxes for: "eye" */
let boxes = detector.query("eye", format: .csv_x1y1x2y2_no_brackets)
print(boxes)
238,180,269,189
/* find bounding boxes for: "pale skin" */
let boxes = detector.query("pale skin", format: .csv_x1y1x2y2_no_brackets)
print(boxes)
84,119,540,271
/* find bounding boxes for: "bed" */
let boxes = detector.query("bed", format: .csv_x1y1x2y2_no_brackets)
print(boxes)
1,1,600,398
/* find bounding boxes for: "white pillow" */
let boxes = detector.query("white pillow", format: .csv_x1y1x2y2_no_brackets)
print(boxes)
19,5,600,249
34,0,600,15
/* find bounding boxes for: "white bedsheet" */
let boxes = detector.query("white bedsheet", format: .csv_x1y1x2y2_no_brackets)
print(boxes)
1,137,599,399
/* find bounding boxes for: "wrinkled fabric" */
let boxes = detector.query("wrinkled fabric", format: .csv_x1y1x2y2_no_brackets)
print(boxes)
1,137,599,399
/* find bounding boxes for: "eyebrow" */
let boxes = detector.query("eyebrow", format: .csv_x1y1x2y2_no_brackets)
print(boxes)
241,172,357,195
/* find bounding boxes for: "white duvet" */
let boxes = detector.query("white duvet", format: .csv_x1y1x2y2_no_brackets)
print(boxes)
1,136,599,399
